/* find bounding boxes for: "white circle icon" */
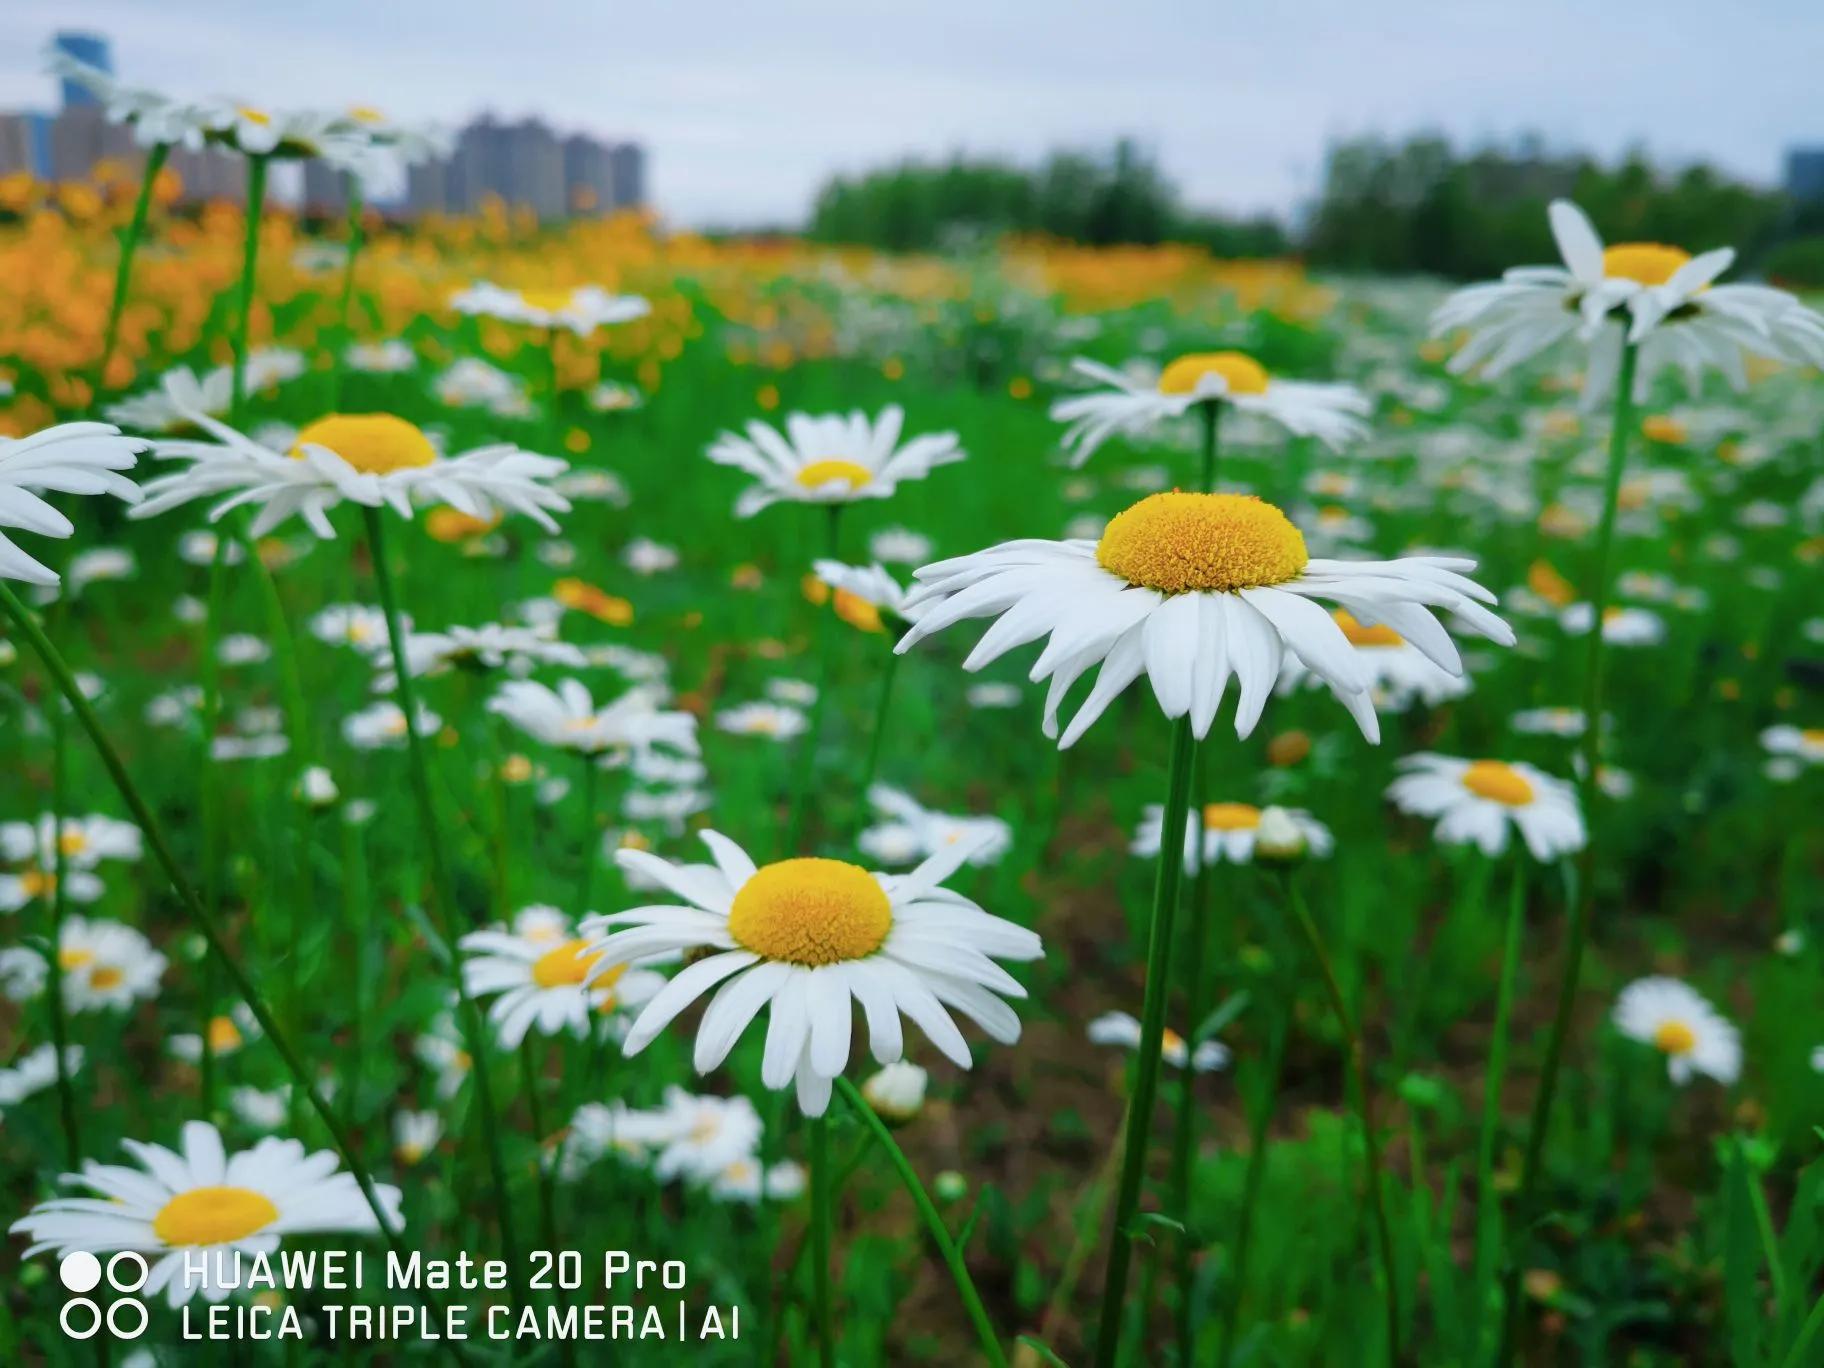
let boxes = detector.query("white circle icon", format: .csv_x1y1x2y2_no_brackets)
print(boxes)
58,1251,102,1294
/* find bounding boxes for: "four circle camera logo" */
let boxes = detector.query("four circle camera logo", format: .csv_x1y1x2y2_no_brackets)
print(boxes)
58,1250,150,1340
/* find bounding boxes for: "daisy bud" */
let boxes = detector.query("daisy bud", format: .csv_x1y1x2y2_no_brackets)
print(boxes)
933,1170,968,1203
861,1062,928,1125
1254,806,1308,864
293,765,340,810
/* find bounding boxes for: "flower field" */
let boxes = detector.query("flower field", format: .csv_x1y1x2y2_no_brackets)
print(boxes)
3,86,1824,1368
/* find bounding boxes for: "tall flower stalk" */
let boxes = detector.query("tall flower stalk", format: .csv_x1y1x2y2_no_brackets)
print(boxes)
96,141,170,391
327,171,366,409
44,670,82,1169
361,506,523,1303
1471,858,1527,1345
1093,713,1196,1367
1498,337,1639,1364
783,505,842,853
230,154,270,422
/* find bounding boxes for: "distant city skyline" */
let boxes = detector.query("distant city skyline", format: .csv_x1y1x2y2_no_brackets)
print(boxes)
1,1,1822,228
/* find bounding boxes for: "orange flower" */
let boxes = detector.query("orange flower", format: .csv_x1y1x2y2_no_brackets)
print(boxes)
553,578,634,625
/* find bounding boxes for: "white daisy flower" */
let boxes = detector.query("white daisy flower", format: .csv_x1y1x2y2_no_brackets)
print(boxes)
1387,755,1585,861
811,560,924,626
623,538,680,576
488,679,697,763
965,682,1021,710
0,865,104,913
11,1120,403,1307
459,907,667,1050
373,624,586,690
706,407,964,519
64,547,137,595
310,603,394,651
1050,353,1370,466
450,282,650,335
715,702,807,741
1132,801,1333,873
1560,603,1666,646
345,340,417,374
896,491,1512,748
859,1061,928,1123
857,786,1010,868
709,1157,805,1204
1612,977,1741,1086
43,44,222,148
1760,725,1824,766
552,469,630,506
229,1086,292,1132
0,917,165,1012
341,701,440,750
570,1088,763,1184
1087,1010,1228,1072
1,814,142,870
169,1005,260,1063
414,1017,472,1101
0,1043,84,1109
587,381,644,414
1432,199,1824,401
765,678,817,707
582,831,1043,1116
392,1110,442,1166
0,423,144,585
1275,608,1472,712
433,358,528,416
132,400,570,540
620,787,712,834
1511,707,1589,738
293,765,340,809
106,354,308,433
869,527,933,565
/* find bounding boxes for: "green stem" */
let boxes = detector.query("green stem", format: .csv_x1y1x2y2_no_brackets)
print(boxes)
1093,713,1196,1368
197,532,233,1113
1284,870,1401,1364
328,173,365,410
1472,859,1527,1346
576,755,600,916
360,506,523,1308
545,327,563,452
1215,1004,1288,1367
0,581,407,1259
783,505,843,855
97,141,170,390
1166,742,1213,1364
838,1077,1009,1367
1496,335,1637,1367
1783,1288,1824,1368
46,677,81,1168
810,1111,836,1368
230,155,269,424
1199,401,1223,492
855,646,901,809
520,1038,558,1253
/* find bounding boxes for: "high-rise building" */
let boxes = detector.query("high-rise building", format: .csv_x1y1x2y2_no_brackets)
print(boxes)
609,143,645,212
51,32,112,109
401,116,646,219
562,133,613,214
1788,148,1824,205
301,158,351,214
0,114,36,177
49,103,136,181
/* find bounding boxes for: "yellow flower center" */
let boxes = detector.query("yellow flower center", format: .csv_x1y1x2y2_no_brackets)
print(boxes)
519,288,577,313
58,947,94,970
19,870,52,898
237,107,271,127
833,589,885,634
1161,1028,1186,1054
58,830,88,857
1652,1020,1697,1056
1157,351,1269,397
1096,493,1308,595
795,460,874,491
1601,243,1691,287
1334,608,1403,648
349,106,385,124
726,858,892,967
1202,802,1260,831
91,966,124,990
1802,728,1824,746
292,414,437,476
1461,761,1535,807
153,1186,281,1246
207,1016,243,1052
1640,415,1687,444
530,940,607,989
426,507,501,543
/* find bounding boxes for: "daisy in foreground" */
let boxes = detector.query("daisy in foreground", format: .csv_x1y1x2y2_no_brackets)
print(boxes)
1612,977,1741,1086
1431,199,1824,399
581,831,1043,1114
1050,352,1370,465
1,423,145,585
895,491,1512,746
12,1121,403,1307
459,906,667,1049
1386,754,1585,861
706,407,964,519
131,391,569,538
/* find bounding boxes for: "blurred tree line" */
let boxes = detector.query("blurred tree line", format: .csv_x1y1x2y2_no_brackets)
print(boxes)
808,134,1824,285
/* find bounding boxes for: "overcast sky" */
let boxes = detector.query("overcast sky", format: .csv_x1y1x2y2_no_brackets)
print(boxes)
3,1,1820,227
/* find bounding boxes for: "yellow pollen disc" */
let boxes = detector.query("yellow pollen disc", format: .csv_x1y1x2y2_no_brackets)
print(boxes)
1652,1020,1697,1056
58,830,88,857
1157,351,1269,397
1203,802,1261,831
237,107,271,126
726,858,892,967
153,1186,281,1246
530,940,606,989
833,589,885,634
1096,492,1308,595
91,966,124,990
58,947,94,970
519,288,577,312
1334,608,1403,648
20,870,52,898
292,414,437,476
795,459,873,491
349,105,385,124
1161,1028,1186,1054
1803,728,1824,745
207,1016,242,1051
1601,243,1691,287
1461,760,1535,807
